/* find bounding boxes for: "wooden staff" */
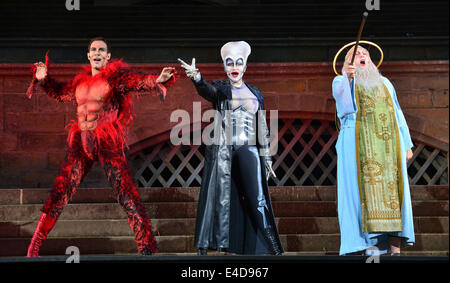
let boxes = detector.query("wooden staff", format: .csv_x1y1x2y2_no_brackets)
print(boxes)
350,11,369,65
335,12,369,132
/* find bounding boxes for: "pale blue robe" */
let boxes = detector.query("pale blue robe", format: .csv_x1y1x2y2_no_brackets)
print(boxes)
332,73,415,255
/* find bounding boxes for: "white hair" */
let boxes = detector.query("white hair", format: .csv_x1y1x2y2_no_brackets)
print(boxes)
342,60,383,88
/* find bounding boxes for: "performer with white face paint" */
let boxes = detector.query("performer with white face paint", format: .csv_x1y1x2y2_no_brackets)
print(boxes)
178,41,283,255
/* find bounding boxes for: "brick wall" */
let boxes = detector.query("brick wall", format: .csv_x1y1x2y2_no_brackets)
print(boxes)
0,61,448,188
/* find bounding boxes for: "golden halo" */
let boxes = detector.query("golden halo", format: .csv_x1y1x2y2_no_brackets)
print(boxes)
333,40,384,76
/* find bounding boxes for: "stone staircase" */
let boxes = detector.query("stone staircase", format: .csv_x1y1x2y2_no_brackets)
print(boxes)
0,186,448,257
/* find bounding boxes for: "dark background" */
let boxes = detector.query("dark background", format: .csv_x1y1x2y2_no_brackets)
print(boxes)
0,0,448,63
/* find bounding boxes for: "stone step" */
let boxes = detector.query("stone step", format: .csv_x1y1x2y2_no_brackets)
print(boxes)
0,186,447,205
0,202,198,221
281,234,449,254
1,200,448,221
0,219,197,238
0,234,447,257
130,251,450,257
89,251,450,257
1,216,447,238
282,251,450,257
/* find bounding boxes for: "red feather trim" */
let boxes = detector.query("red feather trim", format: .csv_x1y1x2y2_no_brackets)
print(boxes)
34,58,176,154
66,107,131,158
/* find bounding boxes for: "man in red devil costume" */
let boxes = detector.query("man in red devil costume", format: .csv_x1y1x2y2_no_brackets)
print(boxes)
26,37,176,257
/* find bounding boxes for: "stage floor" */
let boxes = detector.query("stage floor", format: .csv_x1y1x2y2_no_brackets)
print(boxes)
1,254,448,263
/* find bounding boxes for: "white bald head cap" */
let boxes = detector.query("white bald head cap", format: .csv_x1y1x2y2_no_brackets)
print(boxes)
220,41,251,64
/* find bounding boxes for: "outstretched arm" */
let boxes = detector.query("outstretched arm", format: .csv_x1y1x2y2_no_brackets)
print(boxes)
31,62,74,103
115,66,176,101
178,58,226,103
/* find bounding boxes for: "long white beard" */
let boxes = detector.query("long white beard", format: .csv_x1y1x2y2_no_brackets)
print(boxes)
354,62,383,88
342,62,383,88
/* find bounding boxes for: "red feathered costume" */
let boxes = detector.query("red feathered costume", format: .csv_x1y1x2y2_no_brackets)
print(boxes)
26,59,176,257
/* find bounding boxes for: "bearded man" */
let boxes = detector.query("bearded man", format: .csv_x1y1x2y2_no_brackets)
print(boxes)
332,45,415,256
26,37,176,257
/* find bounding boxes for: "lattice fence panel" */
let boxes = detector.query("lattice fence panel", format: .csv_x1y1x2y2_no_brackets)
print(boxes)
132,144,204,188
407,144,448,185
131,119,448,187
271,119,338,186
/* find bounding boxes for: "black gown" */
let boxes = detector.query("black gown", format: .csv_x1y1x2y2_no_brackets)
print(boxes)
192,77,284,255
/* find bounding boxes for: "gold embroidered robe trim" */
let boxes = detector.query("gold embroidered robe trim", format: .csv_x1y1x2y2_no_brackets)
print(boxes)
355,83,404,233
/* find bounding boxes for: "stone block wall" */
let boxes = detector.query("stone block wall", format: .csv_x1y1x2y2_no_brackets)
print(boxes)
0,61,448,188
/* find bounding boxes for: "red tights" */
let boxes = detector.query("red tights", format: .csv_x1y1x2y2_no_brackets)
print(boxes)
41,123,157,253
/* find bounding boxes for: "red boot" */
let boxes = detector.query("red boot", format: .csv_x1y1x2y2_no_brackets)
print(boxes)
26,213,57,257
